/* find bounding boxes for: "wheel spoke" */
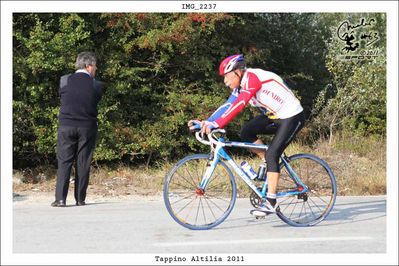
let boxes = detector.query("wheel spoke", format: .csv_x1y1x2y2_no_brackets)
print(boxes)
308,196,326,213
170,180,195,191
276,155,336,226
170,193,195,205
204,193,231,203
204,195,227,213
203,197,217,220
194,197,202,225
174,169,197,188
306,200,320,219
288,199,299,219
200,197,207,225
176,196,197,216
165,155,236,229
184,167,199,188
207,169,225,186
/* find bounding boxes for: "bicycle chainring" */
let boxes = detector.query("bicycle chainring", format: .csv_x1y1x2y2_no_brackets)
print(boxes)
249,189,263,208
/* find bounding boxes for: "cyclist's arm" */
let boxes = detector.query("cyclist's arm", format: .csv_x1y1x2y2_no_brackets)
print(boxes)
207,89,239,122
214,72,262,129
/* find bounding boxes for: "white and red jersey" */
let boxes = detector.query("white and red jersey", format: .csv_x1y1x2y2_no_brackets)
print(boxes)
213,68,303,129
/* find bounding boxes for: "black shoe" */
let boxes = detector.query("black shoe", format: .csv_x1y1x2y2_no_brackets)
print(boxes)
51,200,66,207
76,201,86,206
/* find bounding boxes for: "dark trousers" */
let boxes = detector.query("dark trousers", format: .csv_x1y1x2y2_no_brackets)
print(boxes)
240,112,305,173
55,125,97,203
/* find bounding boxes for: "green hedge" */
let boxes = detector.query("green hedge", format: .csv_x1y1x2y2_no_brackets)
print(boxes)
12,13,386,168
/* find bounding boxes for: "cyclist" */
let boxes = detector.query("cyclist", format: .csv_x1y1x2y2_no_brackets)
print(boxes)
188,54,304,217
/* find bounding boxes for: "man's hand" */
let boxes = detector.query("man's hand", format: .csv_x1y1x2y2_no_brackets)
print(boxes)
201,121,218,135
188,120,201,131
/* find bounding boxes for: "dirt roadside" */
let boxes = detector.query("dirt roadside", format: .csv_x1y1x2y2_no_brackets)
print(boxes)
12,191,163,205
13,178,163,204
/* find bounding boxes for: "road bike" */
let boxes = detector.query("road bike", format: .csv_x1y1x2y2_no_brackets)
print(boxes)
163,126,337,230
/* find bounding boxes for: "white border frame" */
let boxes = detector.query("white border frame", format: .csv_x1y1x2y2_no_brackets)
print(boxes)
1,1,398,265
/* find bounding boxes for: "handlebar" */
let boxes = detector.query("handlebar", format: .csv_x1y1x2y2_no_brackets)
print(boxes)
190,121,225,146
195,129,226,146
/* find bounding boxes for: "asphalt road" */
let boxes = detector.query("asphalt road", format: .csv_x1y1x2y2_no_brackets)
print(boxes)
13,195,386,254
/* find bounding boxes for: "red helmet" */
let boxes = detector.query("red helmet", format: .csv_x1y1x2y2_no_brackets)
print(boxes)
218,54,245,76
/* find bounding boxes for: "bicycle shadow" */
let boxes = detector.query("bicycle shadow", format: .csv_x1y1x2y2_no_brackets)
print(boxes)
214,213,281,230
214,197,386,230
272,197,386,228
320,198,386,225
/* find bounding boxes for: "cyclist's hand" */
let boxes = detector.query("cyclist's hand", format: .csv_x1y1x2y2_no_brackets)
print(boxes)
201,121,218,135
188,120,201,132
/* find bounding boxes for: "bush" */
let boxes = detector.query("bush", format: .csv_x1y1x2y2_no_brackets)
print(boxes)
13,13,385,168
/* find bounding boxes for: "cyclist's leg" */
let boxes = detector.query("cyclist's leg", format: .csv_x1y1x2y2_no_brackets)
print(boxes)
265,112,305,198
253,112,304,215
240,115,277,161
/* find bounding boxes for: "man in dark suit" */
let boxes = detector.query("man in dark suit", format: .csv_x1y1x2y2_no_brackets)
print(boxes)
51,52,104,207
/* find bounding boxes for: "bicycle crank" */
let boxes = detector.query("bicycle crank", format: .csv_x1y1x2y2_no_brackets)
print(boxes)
249,188,263,208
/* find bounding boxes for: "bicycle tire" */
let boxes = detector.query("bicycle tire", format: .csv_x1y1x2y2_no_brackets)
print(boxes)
164,154,236,230
276,153,337,227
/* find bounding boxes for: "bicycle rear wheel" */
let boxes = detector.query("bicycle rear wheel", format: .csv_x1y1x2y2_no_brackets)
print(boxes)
164,154,236,230
276,153,337,227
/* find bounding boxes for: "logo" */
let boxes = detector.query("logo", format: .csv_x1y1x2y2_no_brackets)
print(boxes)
336,17,380,61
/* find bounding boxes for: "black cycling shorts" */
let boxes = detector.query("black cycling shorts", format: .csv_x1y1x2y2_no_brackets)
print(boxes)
240,111,305,173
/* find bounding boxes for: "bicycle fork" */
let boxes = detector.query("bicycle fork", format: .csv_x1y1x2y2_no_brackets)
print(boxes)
198,151,218,192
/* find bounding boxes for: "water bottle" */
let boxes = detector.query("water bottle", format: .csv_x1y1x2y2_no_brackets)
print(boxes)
256,164,266,181
240,161,257,180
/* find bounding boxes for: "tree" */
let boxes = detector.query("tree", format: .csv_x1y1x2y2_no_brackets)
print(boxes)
13,13,385,168
310,13,386,142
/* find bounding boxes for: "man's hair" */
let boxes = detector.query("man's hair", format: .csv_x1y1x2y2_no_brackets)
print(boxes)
235,61,246,71
75,52,97,70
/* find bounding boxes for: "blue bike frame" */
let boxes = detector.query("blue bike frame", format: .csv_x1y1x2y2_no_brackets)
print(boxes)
199,137,308,199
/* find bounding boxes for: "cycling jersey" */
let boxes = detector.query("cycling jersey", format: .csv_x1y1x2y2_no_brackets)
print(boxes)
208,68,303,128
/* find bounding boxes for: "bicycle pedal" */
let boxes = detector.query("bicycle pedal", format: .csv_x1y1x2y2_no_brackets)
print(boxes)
250,209,267,217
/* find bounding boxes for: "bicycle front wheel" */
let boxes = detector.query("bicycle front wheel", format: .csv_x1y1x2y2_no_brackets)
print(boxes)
276,153,337,227
164,154,236,230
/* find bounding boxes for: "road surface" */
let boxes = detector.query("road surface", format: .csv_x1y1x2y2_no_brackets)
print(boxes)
13,195,386,254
